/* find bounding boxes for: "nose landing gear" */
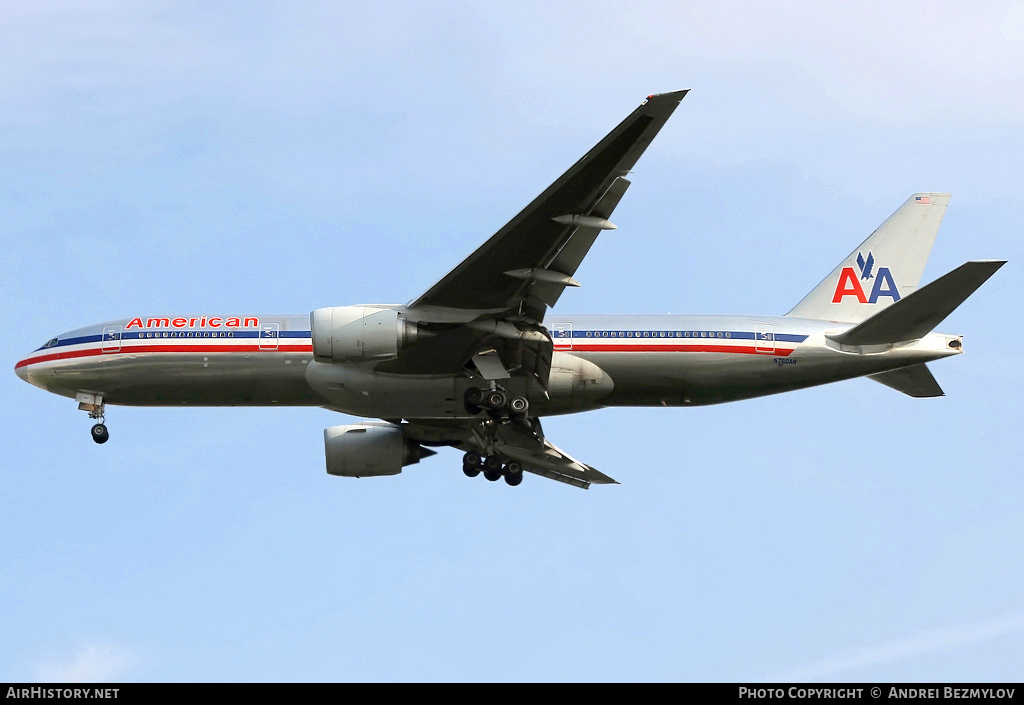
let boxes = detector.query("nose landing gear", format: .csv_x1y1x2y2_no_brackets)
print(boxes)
77,392,109,444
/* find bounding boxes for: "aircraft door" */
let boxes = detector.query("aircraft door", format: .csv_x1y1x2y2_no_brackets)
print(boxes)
101,325,122,353
552,323,573,351
755,323,775,353
259,322,280,350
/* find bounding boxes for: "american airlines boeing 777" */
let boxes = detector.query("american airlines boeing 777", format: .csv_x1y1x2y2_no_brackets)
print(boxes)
14,91,1005,489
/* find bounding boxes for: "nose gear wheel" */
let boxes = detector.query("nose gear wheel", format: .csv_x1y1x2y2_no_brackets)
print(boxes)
91,423,109,444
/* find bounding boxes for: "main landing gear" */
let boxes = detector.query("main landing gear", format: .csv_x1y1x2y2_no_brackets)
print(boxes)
461,384,530,486
463,451,524,487
464,385,528,419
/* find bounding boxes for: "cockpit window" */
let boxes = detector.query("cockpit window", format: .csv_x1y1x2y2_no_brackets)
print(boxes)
42,338,58,348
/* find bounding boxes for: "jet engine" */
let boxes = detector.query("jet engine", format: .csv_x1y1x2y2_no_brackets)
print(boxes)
310,306,420,363
323,423,436,478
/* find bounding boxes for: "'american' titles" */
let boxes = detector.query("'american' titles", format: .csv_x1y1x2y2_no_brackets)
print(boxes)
125,316,260,329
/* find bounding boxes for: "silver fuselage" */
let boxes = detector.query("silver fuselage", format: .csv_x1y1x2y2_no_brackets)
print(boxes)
15,312,963,419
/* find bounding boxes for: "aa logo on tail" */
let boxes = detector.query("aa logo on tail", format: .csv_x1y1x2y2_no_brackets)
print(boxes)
832,251,901,304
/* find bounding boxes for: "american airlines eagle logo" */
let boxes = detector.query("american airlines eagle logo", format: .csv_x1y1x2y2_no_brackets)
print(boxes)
832,251,900,304
856,251,874,280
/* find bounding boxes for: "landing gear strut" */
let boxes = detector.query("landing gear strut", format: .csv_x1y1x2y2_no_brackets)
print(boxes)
461,381,534,487
78,392,109,444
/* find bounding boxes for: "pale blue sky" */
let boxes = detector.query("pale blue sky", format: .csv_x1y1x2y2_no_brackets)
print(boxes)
2,1,1022,682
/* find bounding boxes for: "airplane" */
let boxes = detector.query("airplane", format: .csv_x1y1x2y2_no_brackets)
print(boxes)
14,90,1006,490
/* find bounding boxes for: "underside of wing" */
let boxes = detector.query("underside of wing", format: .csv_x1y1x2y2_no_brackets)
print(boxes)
409,90,688,322
398,418,619,490
386,91,687,379
325,94,684,489
497,439,618,490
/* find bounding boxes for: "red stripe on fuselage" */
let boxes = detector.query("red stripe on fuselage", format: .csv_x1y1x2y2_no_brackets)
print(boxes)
15,341,795,370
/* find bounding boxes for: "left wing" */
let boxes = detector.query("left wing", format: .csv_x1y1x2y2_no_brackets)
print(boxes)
404,419,619,490
496,435,617,490
486,421,617,490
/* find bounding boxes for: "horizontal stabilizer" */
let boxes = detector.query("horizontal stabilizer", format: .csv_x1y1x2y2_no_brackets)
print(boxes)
828,260,1006,346
869,364,944,397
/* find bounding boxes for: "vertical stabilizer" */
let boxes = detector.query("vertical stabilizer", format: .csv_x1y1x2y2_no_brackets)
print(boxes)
786,193,950,322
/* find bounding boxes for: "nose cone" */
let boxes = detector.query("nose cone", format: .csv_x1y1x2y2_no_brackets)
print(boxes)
15,362,29,383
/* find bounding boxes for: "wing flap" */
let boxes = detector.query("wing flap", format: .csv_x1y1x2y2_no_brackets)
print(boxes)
530,177,632,309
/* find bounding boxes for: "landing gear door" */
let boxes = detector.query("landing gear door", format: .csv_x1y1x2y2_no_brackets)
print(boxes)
101,325,122,353
259,322,280,350
755,323,775,353
552,323,572,351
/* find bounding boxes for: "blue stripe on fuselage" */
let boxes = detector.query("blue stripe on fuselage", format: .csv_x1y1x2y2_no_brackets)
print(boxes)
38,329,314,351
38,327,808,351
567,330,809,343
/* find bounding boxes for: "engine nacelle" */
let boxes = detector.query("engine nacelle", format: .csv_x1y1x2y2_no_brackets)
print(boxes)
310,306,419,363
323,423,435,478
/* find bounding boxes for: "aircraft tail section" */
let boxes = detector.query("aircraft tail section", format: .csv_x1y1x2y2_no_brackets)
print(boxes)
786,193,950,323
828,260,1005,346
